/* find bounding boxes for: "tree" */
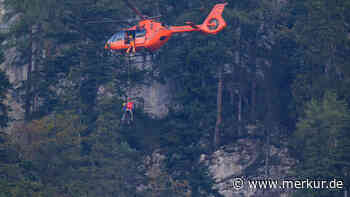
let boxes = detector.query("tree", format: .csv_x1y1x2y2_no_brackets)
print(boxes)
291,91,350,197
3,0,63,121
0,41,11,128
289,0,350,118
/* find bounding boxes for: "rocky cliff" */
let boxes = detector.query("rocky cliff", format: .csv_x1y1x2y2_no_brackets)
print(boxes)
128,55,170,118
0,2,26,128
144,138,295,197
204,139,294,197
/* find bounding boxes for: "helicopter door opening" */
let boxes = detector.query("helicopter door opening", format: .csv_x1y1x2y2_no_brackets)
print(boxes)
125,29,146,45
125,31,136,44
135,29,146,44
135,29,146,38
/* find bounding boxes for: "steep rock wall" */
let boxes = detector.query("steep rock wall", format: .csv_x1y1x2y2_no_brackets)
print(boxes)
0,2,26,127
128,54,170,118
143,138,295,197
202,138,295,197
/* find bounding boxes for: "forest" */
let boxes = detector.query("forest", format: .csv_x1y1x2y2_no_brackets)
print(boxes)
0,0,349,196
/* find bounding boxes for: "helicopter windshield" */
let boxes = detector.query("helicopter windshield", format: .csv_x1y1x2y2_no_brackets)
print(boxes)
107,31,124,43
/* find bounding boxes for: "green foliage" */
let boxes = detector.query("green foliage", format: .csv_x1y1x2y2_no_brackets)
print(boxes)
0,70,10,128
1,0,350,196
291,91,350,196
289,0,350,118
1,111,146,197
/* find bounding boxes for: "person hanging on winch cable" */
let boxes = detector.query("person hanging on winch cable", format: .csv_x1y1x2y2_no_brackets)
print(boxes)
126,32,136,54
121,99,134,123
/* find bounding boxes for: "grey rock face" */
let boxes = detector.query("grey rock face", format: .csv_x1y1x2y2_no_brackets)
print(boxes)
0,3,26,128
128,54,170,118
141,138,295,197
134,81,170,118
201,139,295,197
144,150,167,178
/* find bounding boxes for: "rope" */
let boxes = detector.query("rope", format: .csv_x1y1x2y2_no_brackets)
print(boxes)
127,54,131,101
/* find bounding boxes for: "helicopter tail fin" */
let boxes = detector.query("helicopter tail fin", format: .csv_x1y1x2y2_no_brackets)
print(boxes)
200,3,227,34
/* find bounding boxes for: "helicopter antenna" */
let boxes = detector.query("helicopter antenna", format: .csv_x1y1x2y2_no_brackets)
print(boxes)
122,0,147,20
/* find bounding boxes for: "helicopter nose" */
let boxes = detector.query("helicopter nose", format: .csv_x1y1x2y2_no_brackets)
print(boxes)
104,42,111,49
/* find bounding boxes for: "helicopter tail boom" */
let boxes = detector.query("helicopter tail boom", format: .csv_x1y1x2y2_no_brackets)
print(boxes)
169,3,227,34
199,3,227,34
169,25,201,33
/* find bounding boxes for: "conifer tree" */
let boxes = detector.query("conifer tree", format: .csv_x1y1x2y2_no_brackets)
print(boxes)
0,43,10,127
292,91,350,197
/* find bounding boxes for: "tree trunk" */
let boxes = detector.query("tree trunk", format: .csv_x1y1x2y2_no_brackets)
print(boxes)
214,66,223,148
229,87,234,119
264,78,273,178
264,128,270,176
251,75,256,122
250,36,257,122
25,26,33,122
237,89,242,136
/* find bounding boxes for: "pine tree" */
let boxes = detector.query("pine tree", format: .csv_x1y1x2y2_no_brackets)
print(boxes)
0,41,11,127
289,0,350,118
291,91,350,197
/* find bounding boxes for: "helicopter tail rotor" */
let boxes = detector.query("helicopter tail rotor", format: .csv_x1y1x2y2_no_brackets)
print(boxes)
199,3,227,34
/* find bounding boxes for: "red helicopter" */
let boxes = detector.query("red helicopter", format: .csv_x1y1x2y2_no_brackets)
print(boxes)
104,0,228,54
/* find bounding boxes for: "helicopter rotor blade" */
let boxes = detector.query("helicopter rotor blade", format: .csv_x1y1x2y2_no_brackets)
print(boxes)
86,19,133,26
145,15,162,20
85,15,161,26
122,0,147,20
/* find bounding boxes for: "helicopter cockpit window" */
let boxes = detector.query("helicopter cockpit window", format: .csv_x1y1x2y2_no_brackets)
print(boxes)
135,29,146,38
107,31,124,43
